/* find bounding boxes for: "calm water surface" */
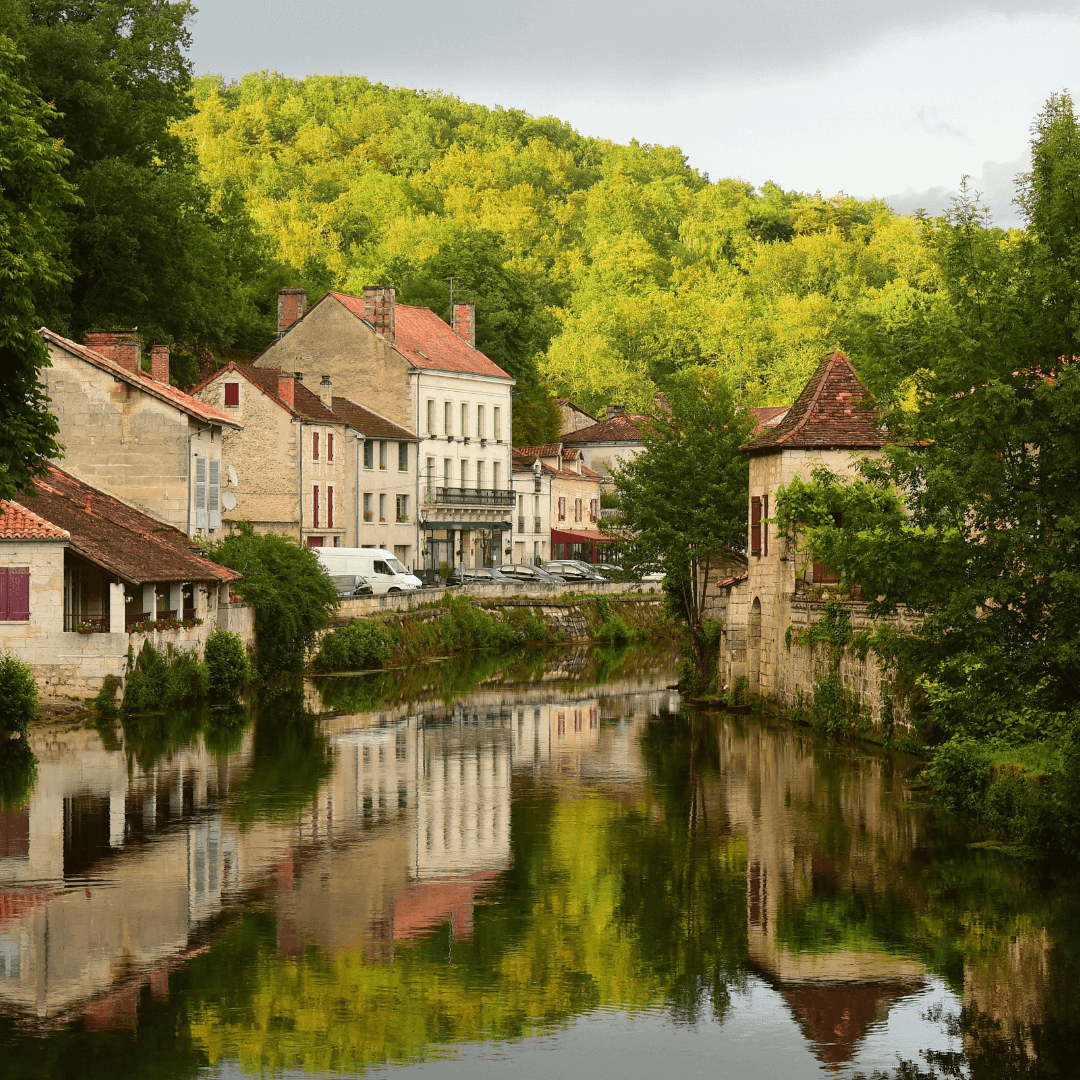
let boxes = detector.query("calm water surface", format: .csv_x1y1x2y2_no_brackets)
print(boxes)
0,645,1078,1079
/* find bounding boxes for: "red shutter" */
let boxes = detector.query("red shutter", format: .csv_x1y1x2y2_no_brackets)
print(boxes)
327,485,334,528
750,497,761,556
224,382,240,407
327,433,334,462
0,568,7,620
313,485,320,528
312,431,320,461
7,568,28,621
763,493,769,557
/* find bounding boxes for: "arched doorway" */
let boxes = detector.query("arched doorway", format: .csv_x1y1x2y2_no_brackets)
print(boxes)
749,597,762,694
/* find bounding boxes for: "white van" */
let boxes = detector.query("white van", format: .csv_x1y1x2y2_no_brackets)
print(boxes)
315,548,422,595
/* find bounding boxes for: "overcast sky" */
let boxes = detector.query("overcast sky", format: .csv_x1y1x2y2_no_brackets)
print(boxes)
189,1,1080,227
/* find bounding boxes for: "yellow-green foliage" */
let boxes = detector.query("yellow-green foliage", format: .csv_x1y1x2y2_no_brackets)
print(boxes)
179,74,935,412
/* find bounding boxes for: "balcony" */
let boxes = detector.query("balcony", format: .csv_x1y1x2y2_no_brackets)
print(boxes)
64,613,109,633
427,486,516,508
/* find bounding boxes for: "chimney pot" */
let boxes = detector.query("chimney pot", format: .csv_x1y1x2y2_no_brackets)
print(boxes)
277,371,296,407
150,344,170,383
452,301,475,348
606,404,626,420
319,374,333,410
277,288,307,336
362,286,396,343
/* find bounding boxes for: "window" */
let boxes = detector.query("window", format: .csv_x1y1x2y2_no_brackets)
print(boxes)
460,460,469,486
379,493,387,522
444,401,452,436
224,383,240,408
208,459,221,529
313,484,321,528
492,461,500,490
590,498,598,521
477,404,485,439
312,431,320,461
494,406,501,441
558,497,566,521
327,432,335,463
427,399,435,435
327,485,334,528
0,568,30,621
518,494,524,511
812,512,842,584
763,493,769,557
575,498,582,522
534,494,540,515
460,402,468,439
398,442,408,471
379,440,387,470
364,440,373,469
750,496,761,556
396,494,409,522
195,456,207,530
443,458,452,486
476,461,484,489
363,493,373,522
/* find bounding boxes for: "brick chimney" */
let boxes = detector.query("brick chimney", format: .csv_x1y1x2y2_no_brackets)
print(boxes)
150,345,170,384
277,371,296,407
319,375,333,410
362,286,396,343
277,288,307,336
452,301,475,348
84,331,118,363
606,404,627,420
113,331,141,374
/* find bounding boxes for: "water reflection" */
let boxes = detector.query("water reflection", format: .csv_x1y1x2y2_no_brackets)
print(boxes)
0,646,1075,1079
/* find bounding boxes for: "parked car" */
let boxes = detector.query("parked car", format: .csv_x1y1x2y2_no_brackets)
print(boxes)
446,565,513,586
329,574,374,597
314,548,422,595
497,563,562,583
542,560,606,582
593,563,623,575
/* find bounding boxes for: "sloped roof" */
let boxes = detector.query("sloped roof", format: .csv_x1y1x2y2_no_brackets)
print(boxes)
513,444,562,460
331,398,418,442
19,467,240,585
743,353,885,454
749,405,790,435
0,501,69,541
41,329,241,429
562,413,648,446
327,291,513,380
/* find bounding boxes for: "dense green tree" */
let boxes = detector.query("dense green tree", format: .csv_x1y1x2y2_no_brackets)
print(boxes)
0,33,73,498
607,369,752,683
775,93,1080,744
0,0,270,363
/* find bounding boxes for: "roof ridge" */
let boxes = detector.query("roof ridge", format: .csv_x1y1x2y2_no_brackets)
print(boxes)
776,353,842,445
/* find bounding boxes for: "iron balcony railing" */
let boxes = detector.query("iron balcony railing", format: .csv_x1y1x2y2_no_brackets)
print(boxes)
64,613,109,633
427,486,516,508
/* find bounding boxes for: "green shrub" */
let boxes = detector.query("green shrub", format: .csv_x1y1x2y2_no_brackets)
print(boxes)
205,628,252,698
925,738,993,814
0,653,38,737
123,642,207,713
313,621,392,672
93,674,123,713
594,597,633,646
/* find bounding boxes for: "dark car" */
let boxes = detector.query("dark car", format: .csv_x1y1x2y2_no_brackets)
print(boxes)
497,563,562,583
446,565,513,586
330,574,374,597
542,560,606,582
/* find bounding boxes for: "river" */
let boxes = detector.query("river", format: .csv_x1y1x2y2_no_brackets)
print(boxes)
0,644,1077,1079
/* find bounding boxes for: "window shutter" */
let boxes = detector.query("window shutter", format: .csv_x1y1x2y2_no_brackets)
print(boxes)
327,432,334,462
208,459,221,529
195,456,207,530
0,568,7,620
313,484,320,528
750,496,761,556
224,383,240,407
327,485,334,528
8,568,29,621
763,493,769,557
313,431,320,461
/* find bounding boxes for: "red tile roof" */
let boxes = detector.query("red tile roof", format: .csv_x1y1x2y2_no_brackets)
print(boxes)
327,292,513,380
562,413,648,446
749,405,790,435
41,329,241,429
330,398,418,442
19,467,240,585
0,501,69,541
743,353,885,454
513,444,562,459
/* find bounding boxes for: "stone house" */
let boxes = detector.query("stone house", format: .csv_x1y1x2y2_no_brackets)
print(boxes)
192,364,419,563
253,287,515,570
561,406,648,483
556,399,598,436
0,468,251,696
39,329,240,540
511,445,606,564
718,353,913,728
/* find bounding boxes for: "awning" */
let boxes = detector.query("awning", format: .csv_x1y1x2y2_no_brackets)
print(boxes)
421,521,512,531
550,529,613,545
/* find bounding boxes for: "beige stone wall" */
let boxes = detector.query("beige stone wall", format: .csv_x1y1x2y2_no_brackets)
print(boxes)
253,298,416,429
550,470,602,531
43,344,227,538
575,442,642,480
0,540,65,637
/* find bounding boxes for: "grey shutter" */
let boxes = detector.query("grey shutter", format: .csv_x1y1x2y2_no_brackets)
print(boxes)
195,456,207,530
208,459,221,529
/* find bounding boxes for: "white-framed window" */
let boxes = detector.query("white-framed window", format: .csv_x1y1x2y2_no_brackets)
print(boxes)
364,440,374,469
398,442,408,471
379,493,387,522
575,497,582,522
363,493,373,522
327,432,335,462
460,402,468,439
427,399,435,435
493,406,501,441
460,460,469,486
379,441,387,470
558,497,566,521
396,494,409,522
444,401,452,436
477,404,485,439
476,461,484,489
492,461,500,489
443,458,452,485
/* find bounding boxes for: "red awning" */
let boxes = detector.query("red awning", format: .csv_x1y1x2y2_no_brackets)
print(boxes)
550,529,613,545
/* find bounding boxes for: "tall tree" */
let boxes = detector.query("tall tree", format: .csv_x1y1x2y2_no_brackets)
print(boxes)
0,33,75,497
608,369,751,685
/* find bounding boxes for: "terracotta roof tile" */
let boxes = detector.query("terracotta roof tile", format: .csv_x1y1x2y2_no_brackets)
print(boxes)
743,352,885,454
42,329,241,429
327,292,513,380
19,467,240,586
513,444,562,459
562,414,648,446
0,501,69,541
330,398,418,442
749,405,790,435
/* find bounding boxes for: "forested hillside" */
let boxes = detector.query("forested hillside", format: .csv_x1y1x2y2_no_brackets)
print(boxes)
180,73,940,417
